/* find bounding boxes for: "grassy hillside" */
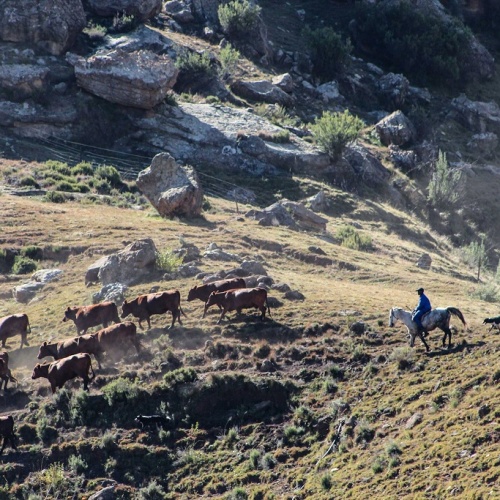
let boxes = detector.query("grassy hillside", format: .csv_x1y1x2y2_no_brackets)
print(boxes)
0,159,498,499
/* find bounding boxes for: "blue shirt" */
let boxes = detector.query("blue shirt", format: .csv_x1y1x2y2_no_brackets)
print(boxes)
415,293,431,313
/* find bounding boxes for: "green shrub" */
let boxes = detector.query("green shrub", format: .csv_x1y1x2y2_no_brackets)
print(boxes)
336,225,372,251
156,250,183,273
257,130,290,143
54,180,80,192
45,160,71,175
163,367,198,387
260,452,276,470
225,486,248,500
19,176,40,188
36,416,58,444
219,44,240,79
137,479,167,499
218,0,261,38
84,22,107,40
303,26,352,82
283,425,305,445
311,110,364,160
67,454,88,474
43,191,66,203
102,377,140,406
427,150,462,209
21,245,43,261
12,256,37,275
111,11,137,32
249,449,261,469
354,3,472,85
470,282,499,303
95,165,122,188
94,178,112,195
175,50,216,90
320,473,332,491
355,420,374,444
389,346,415,370
71,162,94,176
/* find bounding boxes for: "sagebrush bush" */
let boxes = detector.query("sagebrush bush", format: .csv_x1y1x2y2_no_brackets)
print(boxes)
311,110,364,160
102,377,140,406
137,479,167,500
175,50,216,91
303,26,352,82
336,225,372,251
219,44,240,79
427,151,462,209
218,0,261,38
43,191,66,203
156,250,183,273
470,282,499,302
95,165,122,188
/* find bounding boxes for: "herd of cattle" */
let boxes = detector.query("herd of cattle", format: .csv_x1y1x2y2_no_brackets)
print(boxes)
0,278,271,455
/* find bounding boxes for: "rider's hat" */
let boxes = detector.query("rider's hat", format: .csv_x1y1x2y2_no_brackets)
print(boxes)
416,287,424,293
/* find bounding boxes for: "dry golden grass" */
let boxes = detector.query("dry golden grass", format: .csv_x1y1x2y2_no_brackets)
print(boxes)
1,170,499,498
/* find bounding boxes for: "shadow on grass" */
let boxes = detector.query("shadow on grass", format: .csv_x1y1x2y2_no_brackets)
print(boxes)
425,340,485,357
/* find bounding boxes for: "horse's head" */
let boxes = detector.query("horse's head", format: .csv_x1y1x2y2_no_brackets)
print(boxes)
389,307,395,327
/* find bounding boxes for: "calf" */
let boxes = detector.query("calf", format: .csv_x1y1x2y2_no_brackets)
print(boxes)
204,287,271,324
0,352,17,391
0,416,17,455
135,414,170,429
187,278,246,318
483,316,500,332
32,353,95,394
0,313,31,348
79,322,140,368
121,291,186,329
63,302,120,335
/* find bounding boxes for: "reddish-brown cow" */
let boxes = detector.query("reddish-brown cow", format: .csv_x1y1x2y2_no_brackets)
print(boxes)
204,287,271,324
38,334,101,365
32,353,95,394
62,302,120,335
0,351,17,390
0,416,17,455
79,322,140,367
121,291,186,329
187,278,246,318
0,313,31,348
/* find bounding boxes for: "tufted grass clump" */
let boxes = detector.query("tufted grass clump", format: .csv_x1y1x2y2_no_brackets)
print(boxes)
389,346,415,371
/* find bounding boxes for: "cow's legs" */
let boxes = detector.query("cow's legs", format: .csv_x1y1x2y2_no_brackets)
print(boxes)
217,308,228,324
0,437,5,455
259,306,266,320
83,376,89,391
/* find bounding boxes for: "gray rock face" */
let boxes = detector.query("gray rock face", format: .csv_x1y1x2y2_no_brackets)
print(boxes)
467,132,498,158
0,65,50,99
86,0,162,21
137,153,204,218
0,0,85,55
451,94,500,134
97,239,158,286
280,200,328,231
375,110,416,147
92,283,128,305
191,0,221,23
230,79,294,107
32,269,63,283
13,281,45,303
68,49,178,109
376,73,409,110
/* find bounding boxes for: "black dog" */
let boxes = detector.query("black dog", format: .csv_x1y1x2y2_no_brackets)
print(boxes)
135,414,170,429
483,316,500,332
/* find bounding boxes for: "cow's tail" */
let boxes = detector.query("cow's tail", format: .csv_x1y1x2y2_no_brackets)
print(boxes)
266,298,272,319
26,315,31,333
447,307,467,328
88,357,96,380
180,305,187,318
8,370,18,384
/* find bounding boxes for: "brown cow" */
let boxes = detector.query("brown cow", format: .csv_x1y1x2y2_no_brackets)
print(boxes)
204,287,271,324
0,352,17,391
0,313,31,348
0,416,17,455
32,353,95,394
187,278,246,318
63,302,120,335
121,291,186,329
78,322,141,368
37,334,101,366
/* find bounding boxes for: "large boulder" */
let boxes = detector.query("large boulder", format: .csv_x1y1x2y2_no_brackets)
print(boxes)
93,239,158,286
86,0,162,21
230,79,294,107
67,49,178,110
137,153,204,218
375,110,416,147
450,94,500,134
0,65,50,100
0,0,85,55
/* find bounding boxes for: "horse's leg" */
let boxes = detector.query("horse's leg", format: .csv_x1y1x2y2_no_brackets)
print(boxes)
443,328,452,349
419,332,430,352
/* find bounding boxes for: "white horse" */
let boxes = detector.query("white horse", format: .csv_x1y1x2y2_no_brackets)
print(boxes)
389,306,467,352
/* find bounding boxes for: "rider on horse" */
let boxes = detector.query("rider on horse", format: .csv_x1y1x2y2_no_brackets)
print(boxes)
412,287,431,337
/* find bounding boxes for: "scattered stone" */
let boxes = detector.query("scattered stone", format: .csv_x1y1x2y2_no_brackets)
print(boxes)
308,246,326,255
405,412,423,429
12,281,45,303
305,190,327,213
226,187,256,204
350,321,366,335
31,269,63,283
375,110,416,147
271,282,291,293
416,253,432,270
203,243,241,262
272,73,294,93
478,404,490,418
284,290,305,301
92,283,128,305
230,79,294,107
137,153,203,218
258,359,277,372
178,264,201,277
88,485,115,500
376,72,409,110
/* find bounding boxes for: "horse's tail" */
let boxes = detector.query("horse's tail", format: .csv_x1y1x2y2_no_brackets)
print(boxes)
447,307,467,328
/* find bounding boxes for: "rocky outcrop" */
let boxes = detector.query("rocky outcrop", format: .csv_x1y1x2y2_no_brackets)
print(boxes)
137,153,203,218
376,73,409,110
467,132,498,158
230,79,294,107
0,0,85,56
86,0,162,21
67,49,178,109
0,65,50,99
450,94,500,134
375,111,416,147
94,239,158,286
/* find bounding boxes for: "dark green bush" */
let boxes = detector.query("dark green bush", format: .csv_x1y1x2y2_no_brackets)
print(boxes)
12,256,37,275
303,26,352,82
19,176,40,188
43,191,66,204
310,110,364,160
175,50,216,91
21,245,43,261
45,160,71,176
218,0,261,38
71,162,94,176
95,165,122,188
354,3,472,85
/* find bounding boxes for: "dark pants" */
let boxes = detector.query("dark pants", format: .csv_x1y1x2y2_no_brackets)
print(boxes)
412,310,428,329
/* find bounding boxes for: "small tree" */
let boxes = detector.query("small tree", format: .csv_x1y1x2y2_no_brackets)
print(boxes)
310,110,364,160
462,238,488,282
427,150,462,208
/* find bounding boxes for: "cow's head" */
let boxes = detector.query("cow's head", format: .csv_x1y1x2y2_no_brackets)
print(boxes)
62,307,77,322
31,363,50,379
37,341,52,360
187,286,199,302
121,300,131,319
